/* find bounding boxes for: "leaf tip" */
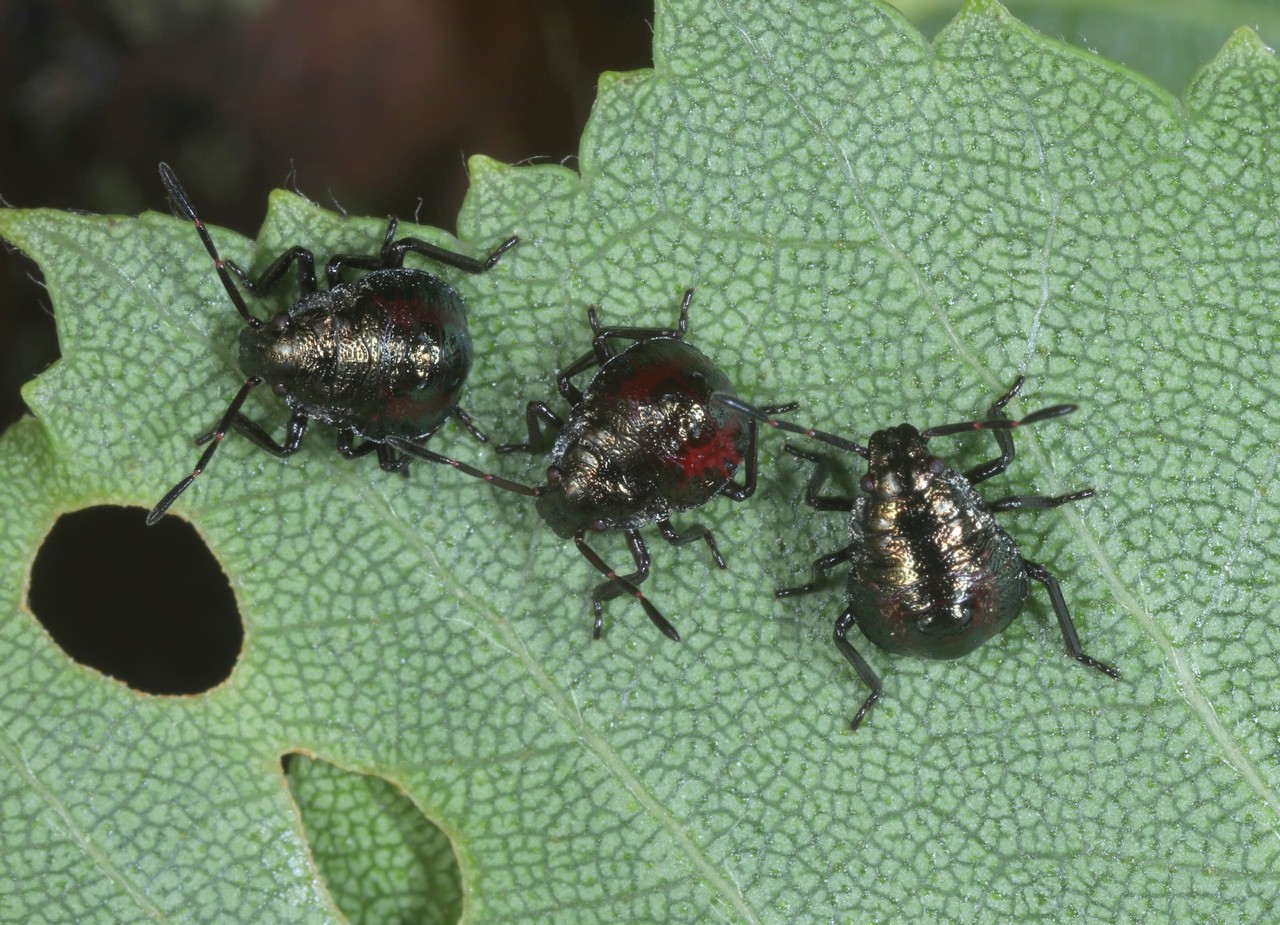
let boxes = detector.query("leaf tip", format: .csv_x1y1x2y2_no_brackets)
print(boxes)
1220,25,1276,62
956,0,1010,22
264,185,317,215
1185,23,1280,105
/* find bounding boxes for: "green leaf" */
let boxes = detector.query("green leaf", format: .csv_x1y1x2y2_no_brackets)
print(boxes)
287,756,463,925
2,1,1278,922
893,0,1280,93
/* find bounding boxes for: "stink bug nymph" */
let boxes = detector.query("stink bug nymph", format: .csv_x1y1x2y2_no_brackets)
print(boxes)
386,289,796,641
717,376,1120,731
147,163,517,524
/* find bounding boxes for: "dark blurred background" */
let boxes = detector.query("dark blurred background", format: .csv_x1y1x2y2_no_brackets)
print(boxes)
0,0,653,431
4,0,652,694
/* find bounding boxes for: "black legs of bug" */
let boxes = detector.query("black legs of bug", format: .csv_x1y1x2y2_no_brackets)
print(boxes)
336,408,491,475
149,386,316,524
146,377,265,525
326,218,518,286
544,289,697,406
495,402,564,454
336,431,411,474
226,247,318,297
776,544,855,598
772,444,880,729
720,402,800,501
962,381,1120,680
154,401,490,520
782,444,858,512
1024,561,1121,680
573,530,681,642
201,408,308,456
658,519,726,568
774,445,857,596
579,518,730,642
834,609,884,731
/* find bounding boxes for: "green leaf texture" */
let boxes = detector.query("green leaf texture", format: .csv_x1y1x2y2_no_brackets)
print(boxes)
893,0,1280,93
1,1,1277,922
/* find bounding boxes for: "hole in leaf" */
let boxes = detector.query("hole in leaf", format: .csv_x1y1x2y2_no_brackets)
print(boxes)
27,506,241,693
284,754,463,925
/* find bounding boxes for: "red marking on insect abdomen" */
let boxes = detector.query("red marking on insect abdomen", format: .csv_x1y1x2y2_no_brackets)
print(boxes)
668,416,743,483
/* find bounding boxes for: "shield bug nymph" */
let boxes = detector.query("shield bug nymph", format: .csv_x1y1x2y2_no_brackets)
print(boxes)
147,163,517,525
387,289,796,641
717,376,1120,731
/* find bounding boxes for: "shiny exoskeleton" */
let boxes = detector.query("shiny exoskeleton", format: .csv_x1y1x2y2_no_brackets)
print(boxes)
388,289,795,641
717,377,1120,731
147,163,517,525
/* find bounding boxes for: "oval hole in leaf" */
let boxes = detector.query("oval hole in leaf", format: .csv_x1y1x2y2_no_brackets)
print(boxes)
27,505,241,693
284,753,463,925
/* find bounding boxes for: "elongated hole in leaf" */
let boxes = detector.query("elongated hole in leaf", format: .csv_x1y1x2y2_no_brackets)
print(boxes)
283,753,463,925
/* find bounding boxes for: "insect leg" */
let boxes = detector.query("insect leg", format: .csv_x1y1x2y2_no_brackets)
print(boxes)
324,219,405,285
589,288,694,358
573,530,679,642
495,401,564,454
783,444,859,511
775,542,856,597
197,410,308,457
721,402,800,501
326,222,516,285
834,608,883,731
226,246,318,297
963,381,1019,483
555,346,604,403
450,406,491,443
1023,560,1121,679
375,443,412,474
334,431,410,474
387,232,519,274
147,378,264,525
588,530,652,637
656,518,725,569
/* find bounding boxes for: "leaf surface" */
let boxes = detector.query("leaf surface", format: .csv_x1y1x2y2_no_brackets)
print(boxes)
1,1,1278,922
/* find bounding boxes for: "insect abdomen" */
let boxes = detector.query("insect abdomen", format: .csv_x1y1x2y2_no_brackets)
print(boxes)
848,471,1028,659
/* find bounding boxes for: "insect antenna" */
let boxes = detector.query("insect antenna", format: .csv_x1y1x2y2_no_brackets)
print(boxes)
713,393,869,458
158,162,260,328
383,439,542,497
921,403,1078,440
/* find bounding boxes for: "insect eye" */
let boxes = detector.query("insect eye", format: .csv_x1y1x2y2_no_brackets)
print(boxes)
860,473,875,494
271,382,289,397
927,456,945,474
270,311,290,332
545,465,562,484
